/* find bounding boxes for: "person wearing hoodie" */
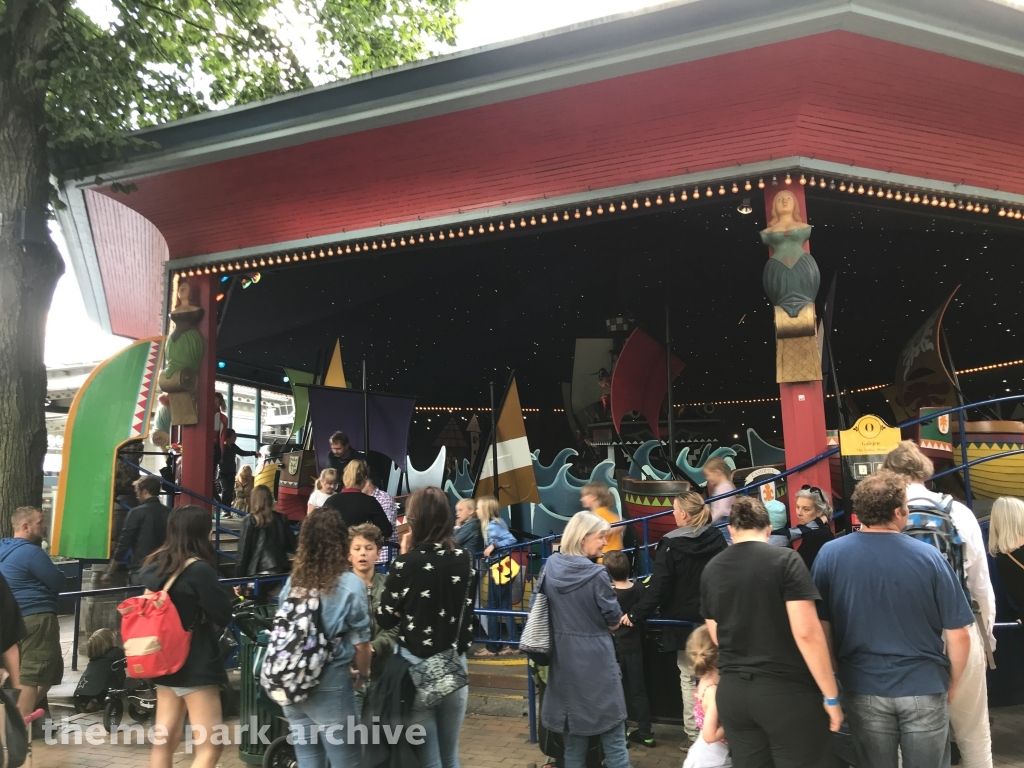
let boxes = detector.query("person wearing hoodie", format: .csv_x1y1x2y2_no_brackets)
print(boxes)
0,506,66,718
541,511,631,768
622,492,727,752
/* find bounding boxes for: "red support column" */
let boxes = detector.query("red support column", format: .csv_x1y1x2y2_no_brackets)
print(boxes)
177,275,216,509
763,185,832,522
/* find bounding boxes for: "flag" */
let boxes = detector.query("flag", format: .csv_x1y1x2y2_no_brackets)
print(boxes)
324,340,347,388
474,378,541,506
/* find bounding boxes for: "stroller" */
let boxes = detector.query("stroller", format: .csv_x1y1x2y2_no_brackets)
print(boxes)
97,657,157,733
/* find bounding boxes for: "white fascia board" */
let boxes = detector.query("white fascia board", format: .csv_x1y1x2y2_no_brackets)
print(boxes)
56,182,111,333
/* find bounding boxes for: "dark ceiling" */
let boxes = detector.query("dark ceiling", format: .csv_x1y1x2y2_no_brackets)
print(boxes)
217,188,1024,418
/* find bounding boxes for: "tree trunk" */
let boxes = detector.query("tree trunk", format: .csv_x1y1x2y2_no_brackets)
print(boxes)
0,0,67,536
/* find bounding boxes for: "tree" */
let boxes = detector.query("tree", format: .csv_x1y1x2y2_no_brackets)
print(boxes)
0,0,459,535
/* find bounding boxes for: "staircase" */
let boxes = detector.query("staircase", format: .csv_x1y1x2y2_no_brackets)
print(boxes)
467,650,531,718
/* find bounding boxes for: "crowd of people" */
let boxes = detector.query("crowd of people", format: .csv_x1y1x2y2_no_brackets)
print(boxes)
4,432,1024,768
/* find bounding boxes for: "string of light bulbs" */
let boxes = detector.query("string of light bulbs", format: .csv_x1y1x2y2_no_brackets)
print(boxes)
170,169,1024,280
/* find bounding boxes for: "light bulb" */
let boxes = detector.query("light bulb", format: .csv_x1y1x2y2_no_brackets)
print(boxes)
931,196,939,206
706,187,713,196
731,183,739,193
345,245,352,253
939,198,947,208
429,232,435,240
867,186,875,196
680,190,688,201
784,174,791,185
596,205,603,214
656,195,663,205
668,192,676,203
644,197,651,207
530,216,537,225
799,174,806,185
829,180,836,190
839,182,846,191
575,209,581,218
857,185,865,194
586,207,592,216
509,220,515,229
772,175,778,186
437,232,443,240
912,194,920,203
419,234,426,242
894,191,902,201
498,222,504,230
885,189,893,199
744,180,752,191
400,238,406,246
982,205,990,213
718,186,726,195
633,199,639,209
488,223,494,232
477,226,484,234
758,178,765,189
354,244,361,252
520,218,526,227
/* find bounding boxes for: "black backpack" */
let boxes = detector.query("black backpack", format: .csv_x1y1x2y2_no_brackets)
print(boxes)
904,495,968,597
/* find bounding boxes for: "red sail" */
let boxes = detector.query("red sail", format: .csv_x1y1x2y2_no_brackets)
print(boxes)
610,328,685,436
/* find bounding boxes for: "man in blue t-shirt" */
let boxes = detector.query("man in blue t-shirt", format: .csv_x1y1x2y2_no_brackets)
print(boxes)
812,470,974,768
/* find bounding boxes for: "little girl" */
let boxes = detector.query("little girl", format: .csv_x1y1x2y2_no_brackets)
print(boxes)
683,625,730,768
307,467,338,513
233,465,254,514
703,457,736,524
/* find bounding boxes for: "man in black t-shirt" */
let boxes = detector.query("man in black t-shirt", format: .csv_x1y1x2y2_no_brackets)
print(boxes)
700,497,842,768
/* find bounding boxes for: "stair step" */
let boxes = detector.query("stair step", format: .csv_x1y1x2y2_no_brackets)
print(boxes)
469,672,528,691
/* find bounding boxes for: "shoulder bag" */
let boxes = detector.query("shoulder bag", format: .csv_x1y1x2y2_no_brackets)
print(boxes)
407,558,471,708
518,567,551,665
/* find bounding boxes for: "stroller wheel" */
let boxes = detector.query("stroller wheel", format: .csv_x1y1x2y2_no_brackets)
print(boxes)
128,702,154,722
262,735,297,768
103,698,124,733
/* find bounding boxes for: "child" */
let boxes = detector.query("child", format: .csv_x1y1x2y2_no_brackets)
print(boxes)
475,496,520,657
702,458,736,524
73,628,125,713
233,465,254,514
347,523,397,721
580,482,624,552
683,625,730,768
604,550,654,747
766,500,792,547
307,467,338,514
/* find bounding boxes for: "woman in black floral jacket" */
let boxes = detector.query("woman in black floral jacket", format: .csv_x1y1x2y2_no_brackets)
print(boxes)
377,487,476,768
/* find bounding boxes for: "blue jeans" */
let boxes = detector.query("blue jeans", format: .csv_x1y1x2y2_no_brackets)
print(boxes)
283,671,361,768
845,692,951,768
400,647,469,768
564,722,630,768
486,577,518,652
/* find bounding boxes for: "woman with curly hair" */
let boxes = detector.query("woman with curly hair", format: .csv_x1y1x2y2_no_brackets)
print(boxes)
279,508,371,768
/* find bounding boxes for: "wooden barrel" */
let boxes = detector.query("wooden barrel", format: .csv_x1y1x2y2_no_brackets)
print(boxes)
619,477,691,544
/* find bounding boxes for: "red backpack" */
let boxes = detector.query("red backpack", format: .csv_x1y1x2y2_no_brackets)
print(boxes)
117,558,198,678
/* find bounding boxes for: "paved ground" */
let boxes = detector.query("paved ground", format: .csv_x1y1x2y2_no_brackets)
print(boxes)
26,706,1024,768
31,616,1024,767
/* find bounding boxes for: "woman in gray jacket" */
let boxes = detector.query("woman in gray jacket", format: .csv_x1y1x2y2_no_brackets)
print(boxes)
541,511,629,768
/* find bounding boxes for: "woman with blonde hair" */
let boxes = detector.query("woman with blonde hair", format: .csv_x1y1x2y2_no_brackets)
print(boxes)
989,496,1024,615
541,511,630,768
580,481,623,552
623,491,726,750
236,485,296,577
322,458,393,538
475,496,520,656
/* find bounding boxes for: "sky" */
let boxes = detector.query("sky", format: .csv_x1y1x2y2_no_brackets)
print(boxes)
45,0,664,366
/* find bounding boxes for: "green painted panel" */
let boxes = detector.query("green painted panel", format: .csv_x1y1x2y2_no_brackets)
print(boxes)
284,368,314,439
55,339,161,559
